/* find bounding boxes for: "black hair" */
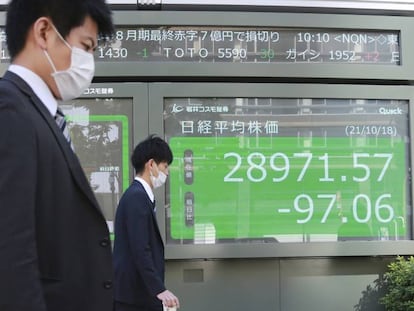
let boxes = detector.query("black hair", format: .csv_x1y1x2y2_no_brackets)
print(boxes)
6,0,114,60
131,135,173,175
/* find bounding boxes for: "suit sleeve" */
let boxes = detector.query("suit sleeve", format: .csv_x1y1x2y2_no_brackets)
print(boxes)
123,192,166,297
0,102,47,310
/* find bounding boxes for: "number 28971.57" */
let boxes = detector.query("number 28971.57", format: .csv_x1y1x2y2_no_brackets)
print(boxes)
223,152,393,183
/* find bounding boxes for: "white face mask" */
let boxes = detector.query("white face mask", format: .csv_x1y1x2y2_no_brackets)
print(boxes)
150,163,167,189
44,25,95,101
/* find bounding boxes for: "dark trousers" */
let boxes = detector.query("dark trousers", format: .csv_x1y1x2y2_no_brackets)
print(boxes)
114,301,163,311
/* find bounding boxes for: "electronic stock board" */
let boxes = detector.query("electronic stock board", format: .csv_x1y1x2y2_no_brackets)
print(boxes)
159,85,412,245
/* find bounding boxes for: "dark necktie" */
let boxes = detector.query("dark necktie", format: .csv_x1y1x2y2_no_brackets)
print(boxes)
55,107,74,150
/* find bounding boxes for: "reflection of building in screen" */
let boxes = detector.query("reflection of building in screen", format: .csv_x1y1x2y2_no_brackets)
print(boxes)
61,98,133,232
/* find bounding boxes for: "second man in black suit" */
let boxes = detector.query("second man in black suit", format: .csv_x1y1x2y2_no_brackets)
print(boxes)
113,135,180,311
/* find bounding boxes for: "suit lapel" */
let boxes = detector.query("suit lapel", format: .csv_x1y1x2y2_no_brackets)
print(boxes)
3,71,104,216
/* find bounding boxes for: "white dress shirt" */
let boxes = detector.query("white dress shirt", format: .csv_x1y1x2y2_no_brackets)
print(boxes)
134,176,155,204
8,64,58,117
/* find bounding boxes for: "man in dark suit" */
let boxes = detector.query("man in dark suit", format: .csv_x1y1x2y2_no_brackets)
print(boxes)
0,1,114,310
113,135,180,311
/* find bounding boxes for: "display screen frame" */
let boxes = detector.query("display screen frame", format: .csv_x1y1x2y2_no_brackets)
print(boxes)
149,82,414,259
70,82,148,235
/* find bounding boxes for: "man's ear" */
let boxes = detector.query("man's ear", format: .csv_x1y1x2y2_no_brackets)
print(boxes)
148,159,156,168
32,17,54,50
145,159,154,170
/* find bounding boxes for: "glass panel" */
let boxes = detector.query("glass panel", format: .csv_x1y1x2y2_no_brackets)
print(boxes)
96,26,400,65
0,26,401,65
62,98,133,235
164,97,410,244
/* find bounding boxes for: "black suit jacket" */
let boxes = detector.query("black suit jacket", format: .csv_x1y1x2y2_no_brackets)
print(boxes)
0,71,114,311
113,180,166,309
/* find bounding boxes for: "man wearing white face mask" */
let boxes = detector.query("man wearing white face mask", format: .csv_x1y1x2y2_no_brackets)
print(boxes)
0,1,114,311
113,135,181,311
43,24,95,101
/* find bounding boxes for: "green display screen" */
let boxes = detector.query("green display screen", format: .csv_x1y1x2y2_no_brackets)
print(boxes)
164,97,410,243
169,136,406,241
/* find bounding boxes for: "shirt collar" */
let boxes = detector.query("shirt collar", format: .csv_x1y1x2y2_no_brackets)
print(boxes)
8,64,58,117
134,176,155,203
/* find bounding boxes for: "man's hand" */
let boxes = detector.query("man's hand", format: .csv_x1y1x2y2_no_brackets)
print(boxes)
157,289,180,308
